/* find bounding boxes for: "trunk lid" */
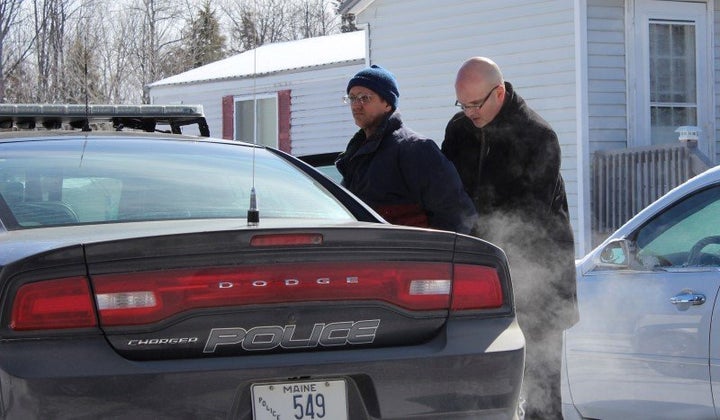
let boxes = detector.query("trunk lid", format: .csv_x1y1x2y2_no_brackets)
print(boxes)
3,226,512,360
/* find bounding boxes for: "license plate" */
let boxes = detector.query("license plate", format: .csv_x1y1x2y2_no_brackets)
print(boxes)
251,379,348,420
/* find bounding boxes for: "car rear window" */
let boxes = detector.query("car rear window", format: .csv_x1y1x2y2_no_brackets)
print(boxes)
0,137,354,229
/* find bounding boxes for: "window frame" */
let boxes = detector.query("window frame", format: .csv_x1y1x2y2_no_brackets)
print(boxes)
633,184,720,267
233,93,279,148
627,0,714,157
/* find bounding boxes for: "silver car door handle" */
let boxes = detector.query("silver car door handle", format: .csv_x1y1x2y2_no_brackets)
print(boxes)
670,293,706,306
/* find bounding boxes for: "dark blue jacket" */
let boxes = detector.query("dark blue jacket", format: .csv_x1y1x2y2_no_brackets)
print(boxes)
336,112,477,234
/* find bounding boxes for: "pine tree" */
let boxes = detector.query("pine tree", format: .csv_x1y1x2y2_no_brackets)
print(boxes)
184,1,226,70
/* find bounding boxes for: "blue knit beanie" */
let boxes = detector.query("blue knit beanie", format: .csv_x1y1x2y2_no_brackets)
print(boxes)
347,65,399,110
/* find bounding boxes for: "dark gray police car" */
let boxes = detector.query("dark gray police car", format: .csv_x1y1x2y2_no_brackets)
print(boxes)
0,104,523,419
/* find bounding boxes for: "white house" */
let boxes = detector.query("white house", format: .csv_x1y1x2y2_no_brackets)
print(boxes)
339,0,719,256
147,30,367,157
148,0,720,257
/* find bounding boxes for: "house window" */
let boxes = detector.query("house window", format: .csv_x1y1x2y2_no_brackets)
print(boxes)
631,0,711,156
648,20,697,145
234,95,278,147
630,0,712,156
222,90,291,152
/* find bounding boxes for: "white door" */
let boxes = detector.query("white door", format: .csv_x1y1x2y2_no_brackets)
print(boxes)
630,0,713,156
566,184,720,419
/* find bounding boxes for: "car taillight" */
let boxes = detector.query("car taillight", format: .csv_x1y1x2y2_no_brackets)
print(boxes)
92,262,455,326
7,262,505,330
10,276,97,331
450,264,504,311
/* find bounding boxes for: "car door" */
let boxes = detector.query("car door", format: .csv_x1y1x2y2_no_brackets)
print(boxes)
566,184,720,419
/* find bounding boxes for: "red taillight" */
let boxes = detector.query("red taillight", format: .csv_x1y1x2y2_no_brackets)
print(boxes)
92,262,455,326
11,277,97,331
6,263,504,331
450,264,504,310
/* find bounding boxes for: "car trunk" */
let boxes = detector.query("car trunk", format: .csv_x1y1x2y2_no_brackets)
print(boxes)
3,226,512,361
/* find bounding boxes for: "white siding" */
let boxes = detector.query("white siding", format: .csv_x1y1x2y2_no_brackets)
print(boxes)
288,72,364,156
359,0,576,139
148,64,365,156
715,0,720,163
587,0,628,155
150,81,227,137
354,0,581,254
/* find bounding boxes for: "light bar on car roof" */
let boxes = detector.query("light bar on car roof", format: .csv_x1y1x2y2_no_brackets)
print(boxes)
0,103,204,118
0,103,209,136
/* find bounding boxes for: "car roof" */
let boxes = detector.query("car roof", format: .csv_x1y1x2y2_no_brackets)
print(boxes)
0,129,242,145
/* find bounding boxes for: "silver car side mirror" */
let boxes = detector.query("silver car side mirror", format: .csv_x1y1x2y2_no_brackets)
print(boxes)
594,238,631,268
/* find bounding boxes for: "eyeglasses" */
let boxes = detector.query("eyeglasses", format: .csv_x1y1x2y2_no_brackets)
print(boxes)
455,85,500,112
343,94,374,105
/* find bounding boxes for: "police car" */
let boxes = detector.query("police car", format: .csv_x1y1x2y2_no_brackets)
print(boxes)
0,104,523,419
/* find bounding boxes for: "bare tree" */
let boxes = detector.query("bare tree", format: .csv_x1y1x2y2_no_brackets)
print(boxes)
125,0,184,103
292,0,340,39
63,2,103,104
224,0,340,53
95,5,140,102
3,60,35,103
0,0,342,104
225,0,292,52
0,0,29,100
33,0,82,103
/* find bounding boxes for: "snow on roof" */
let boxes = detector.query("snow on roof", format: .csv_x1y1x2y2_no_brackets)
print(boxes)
149,30,366,87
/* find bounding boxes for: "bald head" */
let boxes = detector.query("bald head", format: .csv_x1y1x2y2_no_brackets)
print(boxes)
455,57,503,88
454,57,506,128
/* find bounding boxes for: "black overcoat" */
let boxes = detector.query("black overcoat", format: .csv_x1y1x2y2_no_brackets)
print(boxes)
442,82,577,330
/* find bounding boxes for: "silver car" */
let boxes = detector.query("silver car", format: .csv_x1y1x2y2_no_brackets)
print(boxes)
563,165,720,419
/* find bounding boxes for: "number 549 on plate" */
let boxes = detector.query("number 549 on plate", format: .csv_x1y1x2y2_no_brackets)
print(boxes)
251,379,348,420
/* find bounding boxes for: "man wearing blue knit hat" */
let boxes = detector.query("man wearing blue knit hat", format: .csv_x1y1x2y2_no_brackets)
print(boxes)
335,65,477,233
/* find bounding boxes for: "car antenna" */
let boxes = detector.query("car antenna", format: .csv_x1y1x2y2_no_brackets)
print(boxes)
246,43,260,226
82,30,91,132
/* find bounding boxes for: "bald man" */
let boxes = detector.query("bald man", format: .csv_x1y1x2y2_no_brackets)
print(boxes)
442,57,577,420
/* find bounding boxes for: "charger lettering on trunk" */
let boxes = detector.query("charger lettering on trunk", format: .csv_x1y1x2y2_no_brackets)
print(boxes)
203,319,380,353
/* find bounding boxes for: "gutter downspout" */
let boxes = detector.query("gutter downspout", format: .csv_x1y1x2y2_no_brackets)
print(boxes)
575,0,590,257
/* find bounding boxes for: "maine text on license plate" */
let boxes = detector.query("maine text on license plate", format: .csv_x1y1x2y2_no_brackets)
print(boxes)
251,379,348,420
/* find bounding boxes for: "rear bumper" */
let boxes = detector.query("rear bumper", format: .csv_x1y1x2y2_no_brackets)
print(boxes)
0,317,524,420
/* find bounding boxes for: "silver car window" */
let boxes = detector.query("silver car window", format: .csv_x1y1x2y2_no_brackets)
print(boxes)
635,185,720,267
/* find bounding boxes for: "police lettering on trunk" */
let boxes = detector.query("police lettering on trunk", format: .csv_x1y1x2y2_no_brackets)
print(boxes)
203,319,380,353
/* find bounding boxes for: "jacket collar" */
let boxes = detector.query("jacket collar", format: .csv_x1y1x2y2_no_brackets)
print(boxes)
351,111,403,154
484,81,519,130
